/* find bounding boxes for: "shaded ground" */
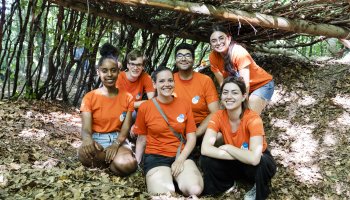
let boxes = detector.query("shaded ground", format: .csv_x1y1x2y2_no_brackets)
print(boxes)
0,56,349,199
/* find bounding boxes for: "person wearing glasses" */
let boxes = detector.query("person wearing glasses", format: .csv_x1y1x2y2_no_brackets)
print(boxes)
79,43,137,176
200,76,276,200
173,43,220,150
209,25,274,115
116,50,155,114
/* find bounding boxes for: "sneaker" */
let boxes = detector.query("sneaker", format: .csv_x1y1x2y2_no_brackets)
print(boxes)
244,184,256,200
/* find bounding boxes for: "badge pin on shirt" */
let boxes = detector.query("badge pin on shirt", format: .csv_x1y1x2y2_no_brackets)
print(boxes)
119,111,127,122
177,114,185,123
192,96,200,104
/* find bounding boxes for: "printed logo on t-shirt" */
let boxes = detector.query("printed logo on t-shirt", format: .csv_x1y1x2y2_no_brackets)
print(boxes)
176,114,185,123
136,92,142,100
119,111,127,122
192,96,200,104
241,142,249,150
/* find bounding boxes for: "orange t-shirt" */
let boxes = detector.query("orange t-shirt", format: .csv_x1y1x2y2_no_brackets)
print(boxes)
209,44,273,93
173,72,218,124
208,109,267,152
133,97,197,157
80,89,134,133
116,71,154,101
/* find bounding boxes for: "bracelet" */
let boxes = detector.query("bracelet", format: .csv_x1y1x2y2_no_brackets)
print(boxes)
113,140,121,146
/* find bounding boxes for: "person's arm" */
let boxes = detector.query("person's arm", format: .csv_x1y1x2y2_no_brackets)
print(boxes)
80,112,99,159
239,66,250,94
195,101,220,137
135,135,146,164
133,92,155,109
171,132,196,177
340,39,350,49
201,128,235,160
213,71,224,86
105,111,132,162
219,136,263,166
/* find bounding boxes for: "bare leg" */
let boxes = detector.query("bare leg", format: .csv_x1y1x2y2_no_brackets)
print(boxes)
109,146,137,176
248,94,268,115
146,166,175,194
175,160,203,196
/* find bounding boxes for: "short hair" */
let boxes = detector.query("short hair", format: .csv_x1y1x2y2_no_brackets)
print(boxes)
126,49,145,63
175,43,195,59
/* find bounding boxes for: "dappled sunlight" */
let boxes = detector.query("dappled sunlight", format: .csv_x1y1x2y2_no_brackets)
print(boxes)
335,112,350,127
19,128,46,140
322,130,337,147
294,165,322,184
297,94,317,106
71,140,82,149
32,158,59,169
332,94,350,111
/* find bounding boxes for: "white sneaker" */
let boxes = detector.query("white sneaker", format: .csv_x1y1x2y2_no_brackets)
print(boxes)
244,184,256,200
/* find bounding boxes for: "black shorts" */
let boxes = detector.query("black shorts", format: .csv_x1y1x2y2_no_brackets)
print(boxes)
143,154,195,175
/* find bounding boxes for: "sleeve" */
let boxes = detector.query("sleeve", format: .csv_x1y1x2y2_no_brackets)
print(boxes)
185,104,197,134
204,77,219,104
115,73,122,89
207,112,220,133
234,45,253,71
126,93,135,112
143,73,155,93
247,115,265,137
133,103,147,135
209,51,220,73
80,93,92,112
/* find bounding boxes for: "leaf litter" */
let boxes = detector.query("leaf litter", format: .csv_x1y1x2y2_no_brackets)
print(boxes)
0,55,349,199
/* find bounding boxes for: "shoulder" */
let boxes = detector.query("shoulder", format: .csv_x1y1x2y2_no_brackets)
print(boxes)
140,72,151,80
209,51,221,61
242,109,262,123
232,44,249,54
118,90,134,101
193,72,212,81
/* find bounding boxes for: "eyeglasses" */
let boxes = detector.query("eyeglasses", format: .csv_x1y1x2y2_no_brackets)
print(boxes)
176,53,193,60
128,62,143,68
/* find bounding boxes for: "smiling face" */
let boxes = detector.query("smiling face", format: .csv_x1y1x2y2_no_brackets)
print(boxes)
221,82,246,110
98,58,119,88
175,49,194,71
210,31,231,54
153,70,174,98
127,57,144,79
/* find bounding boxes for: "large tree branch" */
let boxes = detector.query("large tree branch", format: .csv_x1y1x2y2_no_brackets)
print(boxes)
111,0,350,39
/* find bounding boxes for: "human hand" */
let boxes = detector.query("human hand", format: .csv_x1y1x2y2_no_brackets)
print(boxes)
105,144,119,163
81,138,97,159
171,157,185,177
129,124,138,139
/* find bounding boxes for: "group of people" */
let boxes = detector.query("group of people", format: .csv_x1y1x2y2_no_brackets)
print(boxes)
78,25,276,200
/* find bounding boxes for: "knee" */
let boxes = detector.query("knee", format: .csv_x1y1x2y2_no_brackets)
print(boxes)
110,154,137,176
182,184,203,197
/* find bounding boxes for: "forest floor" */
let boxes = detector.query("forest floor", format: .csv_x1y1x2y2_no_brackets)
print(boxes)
0,55,349,199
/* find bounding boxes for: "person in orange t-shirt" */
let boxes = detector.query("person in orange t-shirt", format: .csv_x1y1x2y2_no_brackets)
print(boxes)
78,43,137,176
173,43,219,139
116,49,155,122
200,77,276,200
134,67,203,197
209,25,274,115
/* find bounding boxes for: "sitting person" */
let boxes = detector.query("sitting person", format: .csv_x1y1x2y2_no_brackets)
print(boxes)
116,49,155,123
200,76,276,200
209,25,274,115
78,43,137,176
133,66,203,197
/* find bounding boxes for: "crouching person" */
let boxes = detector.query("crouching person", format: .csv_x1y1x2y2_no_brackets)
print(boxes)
200,76,276,200
78,43,137,176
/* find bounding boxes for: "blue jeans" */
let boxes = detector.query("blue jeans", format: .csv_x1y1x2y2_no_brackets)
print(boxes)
251,80,274,101
92,132,132,149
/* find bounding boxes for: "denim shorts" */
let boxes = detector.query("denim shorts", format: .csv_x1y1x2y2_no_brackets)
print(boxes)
92,132,132,149
250,80,274,101
143,154,195,175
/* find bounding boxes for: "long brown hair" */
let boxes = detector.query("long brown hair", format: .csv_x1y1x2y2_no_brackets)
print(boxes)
211,25,238,77
220,76,248,118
